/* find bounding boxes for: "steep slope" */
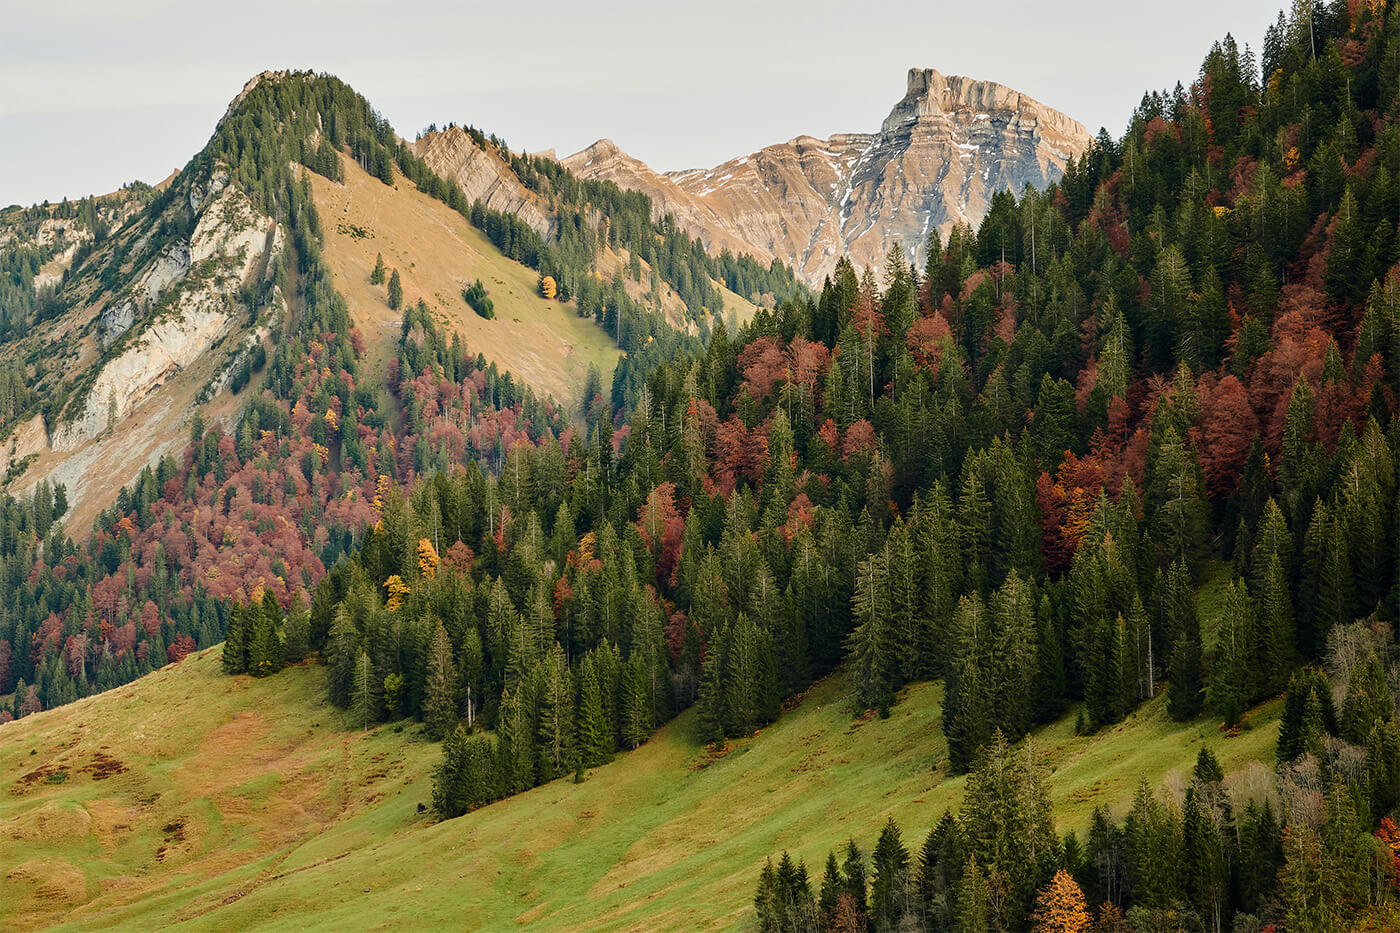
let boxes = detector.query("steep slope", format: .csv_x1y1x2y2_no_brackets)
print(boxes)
0,646,1279,932
564,68,1092,284
308,156,620,405
0,164,285,533
412,125,555,239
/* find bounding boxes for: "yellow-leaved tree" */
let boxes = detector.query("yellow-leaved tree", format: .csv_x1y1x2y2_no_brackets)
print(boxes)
540,275,557,300
385,574,409,611
1031,869,1091,933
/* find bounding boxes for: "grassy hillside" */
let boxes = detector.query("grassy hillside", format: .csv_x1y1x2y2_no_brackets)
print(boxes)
309,158,622,409
2,647,1279,932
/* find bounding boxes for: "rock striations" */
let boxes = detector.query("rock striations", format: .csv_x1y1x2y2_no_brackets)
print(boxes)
413,126,554,238
564,69,1092,284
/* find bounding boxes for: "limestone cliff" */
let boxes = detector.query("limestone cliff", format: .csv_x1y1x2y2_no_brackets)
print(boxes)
564,69,1092,284
413,126,554,238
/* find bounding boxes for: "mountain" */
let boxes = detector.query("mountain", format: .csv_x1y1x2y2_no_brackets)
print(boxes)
0,72,792,536
563,68,1092,284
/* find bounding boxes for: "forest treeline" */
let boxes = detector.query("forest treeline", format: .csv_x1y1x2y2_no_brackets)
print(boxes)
0,64,798,719
2,5,1400,929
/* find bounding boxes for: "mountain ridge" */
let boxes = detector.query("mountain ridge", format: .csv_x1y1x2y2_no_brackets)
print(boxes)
563,67,1092,284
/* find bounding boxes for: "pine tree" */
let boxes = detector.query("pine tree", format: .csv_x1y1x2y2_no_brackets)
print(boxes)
846,552,894,714
351,648,374,732
423,621,458,741
324,606,359,708
221,601,249,675
370,252,385,285
869,817,912,932
1164,560,1204,720
387,268,403,310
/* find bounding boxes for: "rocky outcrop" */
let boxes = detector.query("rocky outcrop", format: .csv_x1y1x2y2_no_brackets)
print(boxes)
564,69,1091,285
1,415,48,478
55,178,278,451
413,127,553,238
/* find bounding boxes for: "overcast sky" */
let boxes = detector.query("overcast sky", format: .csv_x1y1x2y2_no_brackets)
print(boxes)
1,0,1284,207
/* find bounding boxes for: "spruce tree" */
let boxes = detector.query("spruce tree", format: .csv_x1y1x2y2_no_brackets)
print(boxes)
869,817,912,932
575,657,611,767
619,651,652,749
387,268,403,311
423,621,458,741
221,601,249,675
325,607,359,708
246,601,284,677
846,552,894,714
351,648,374,732
1207,580,1254,726
1164,560,1204,720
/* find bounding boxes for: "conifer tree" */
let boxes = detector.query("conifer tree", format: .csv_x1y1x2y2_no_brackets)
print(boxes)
351,648,374,732
246,600,284,677
1164,560,1204,720
1207,579,1254,726
846,552,895,714
575,656,611,767
423,621,458,741
387,268,403,310
324,607,359,708
1030,869,1091,933
619,651,652,749
869,816,912,932
370,252,385,285
535,643,574,779
221,601,249,675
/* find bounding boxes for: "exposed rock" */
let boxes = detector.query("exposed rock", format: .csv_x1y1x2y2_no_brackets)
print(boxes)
53,180,276,451
413,127,554,238
0,414,48,479
99,299,136,343
564,69,1091,285
141,241,191,303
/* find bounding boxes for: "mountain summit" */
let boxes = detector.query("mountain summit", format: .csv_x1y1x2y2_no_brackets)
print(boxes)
564,68,1092,284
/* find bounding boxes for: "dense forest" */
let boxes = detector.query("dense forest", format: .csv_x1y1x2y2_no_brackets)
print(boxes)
3,0,1400,928
0,67,801,721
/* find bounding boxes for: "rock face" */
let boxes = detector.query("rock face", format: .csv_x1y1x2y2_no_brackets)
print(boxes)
564,69,1092,285
53,176,279,451
413,127,554,238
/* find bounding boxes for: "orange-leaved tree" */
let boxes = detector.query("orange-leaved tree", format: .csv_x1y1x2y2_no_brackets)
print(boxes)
1031,869,1091,933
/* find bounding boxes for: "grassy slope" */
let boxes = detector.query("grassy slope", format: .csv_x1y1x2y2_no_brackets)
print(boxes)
308,159,621,410
2,645,1279,933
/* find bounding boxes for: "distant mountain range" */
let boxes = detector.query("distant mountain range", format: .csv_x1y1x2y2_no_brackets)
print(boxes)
556,69,1092,285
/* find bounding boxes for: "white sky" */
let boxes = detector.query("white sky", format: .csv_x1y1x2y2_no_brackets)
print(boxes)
1,0,1284,207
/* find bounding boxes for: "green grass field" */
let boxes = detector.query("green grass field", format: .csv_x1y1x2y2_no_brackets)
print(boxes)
2,643,1280,932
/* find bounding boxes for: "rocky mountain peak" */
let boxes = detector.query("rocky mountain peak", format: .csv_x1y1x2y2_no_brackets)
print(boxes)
219,70,291,126
564,69,1093,285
